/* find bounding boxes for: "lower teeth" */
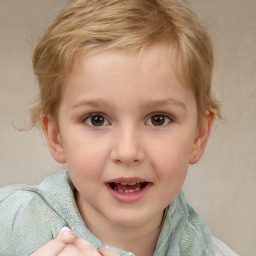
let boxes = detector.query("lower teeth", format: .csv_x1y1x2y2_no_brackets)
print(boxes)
110,182,148,193
113,187,141,193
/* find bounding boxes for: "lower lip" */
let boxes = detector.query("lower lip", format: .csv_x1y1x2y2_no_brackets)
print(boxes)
106,183,152,203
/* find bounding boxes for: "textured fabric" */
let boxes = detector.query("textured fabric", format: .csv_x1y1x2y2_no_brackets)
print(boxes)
0,170,216,256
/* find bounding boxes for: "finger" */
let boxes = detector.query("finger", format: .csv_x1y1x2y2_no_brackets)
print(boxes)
98,247,120,256
57,244,79,256
71,237,100,255
57,227,77,244
31,227,76,256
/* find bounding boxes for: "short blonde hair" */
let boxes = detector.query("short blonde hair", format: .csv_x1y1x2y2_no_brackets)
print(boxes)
32,0,220,127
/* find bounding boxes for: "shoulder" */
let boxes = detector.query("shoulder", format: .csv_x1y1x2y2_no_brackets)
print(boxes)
213,237,240,256
0,170,70,217
0,183,58,220
170,192,240,256
0,172,69,255
169,192,216,255
0,186,50,254
180,204,215,255
182,202,240,256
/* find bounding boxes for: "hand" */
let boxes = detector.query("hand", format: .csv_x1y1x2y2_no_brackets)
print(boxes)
31,227,119,256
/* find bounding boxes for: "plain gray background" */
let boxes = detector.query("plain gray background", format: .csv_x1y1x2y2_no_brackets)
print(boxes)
0,1,255,255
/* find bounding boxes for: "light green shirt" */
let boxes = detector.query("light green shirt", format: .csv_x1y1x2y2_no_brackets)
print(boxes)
0,170,216,256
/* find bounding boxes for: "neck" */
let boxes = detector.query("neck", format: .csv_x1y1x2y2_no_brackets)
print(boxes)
76,194,164,256
102,221,162,256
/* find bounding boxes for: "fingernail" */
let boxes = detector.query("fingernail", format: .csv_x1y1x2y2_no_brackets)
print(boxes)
59,227,71,235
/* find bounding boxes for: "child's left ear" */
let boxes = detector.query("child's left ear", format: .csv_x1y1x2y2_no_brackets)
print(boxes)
189,110,216,164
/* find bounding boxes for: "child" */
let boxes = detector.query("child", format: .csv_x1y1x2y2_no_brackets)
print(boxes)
0,0,239,255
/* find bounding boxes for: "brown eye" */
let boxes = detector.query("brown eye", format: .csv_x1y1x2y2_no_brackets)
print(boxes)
85,114,109,126
146,114,171,126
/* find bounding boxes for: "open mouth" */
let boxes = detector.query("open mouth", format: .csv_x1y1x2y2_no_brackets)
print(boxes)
109,181,148,193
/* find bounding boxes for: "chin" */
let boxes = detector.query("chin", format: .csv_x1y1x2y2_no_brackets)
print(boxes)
105,209,155,227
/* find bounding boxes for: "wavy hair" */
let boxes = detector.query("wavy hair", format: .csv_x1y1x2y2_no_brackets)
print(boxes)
32,0,220,127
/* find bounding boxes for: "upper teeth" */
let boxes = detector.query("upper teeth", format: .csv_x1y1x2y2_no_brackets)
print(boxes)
120,182,137,185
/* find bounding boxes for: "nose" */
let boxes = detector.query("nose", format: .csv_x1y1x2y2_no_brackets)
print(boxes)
110,125,145,166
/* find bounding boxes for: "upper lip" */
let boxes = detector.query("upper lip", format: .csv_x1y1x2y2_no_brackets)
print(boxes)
105,177,149,184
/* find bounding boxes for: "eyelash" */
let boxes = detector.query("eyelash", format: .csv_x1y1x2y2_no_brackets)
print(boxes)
81,112,174,127
82,113,110,127
146,112,174,127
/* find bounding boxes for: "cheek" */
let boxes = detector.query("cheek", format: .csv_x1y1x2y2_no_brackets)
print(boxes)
152,137,193,162
152,144,189,203
63,132,108,162
62,136,110,180
66,143,105,196
148,135,194,179
154,151,188,182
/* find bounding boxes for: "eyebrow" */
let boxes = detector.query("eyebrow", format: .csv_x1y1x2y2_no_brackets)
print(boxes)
72,98,186,110
72,99,112,109
139,98,187,110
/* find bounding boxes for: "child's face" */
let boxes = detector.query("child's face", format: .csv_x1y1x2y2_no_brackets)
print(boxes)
45,45,210,228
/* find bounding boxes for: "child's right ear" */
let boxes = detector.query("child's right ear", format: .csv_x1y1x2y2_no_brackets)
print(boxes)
40,114,66,164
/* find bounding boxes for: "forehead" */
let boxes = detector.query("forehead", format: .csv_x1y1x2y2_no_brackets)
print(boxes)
67,44,185,86
62,45,194,108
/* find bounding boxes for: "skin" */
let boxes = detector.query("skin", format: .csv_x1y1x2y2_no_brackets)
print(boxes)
39,45,215,256
31,227,118,256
